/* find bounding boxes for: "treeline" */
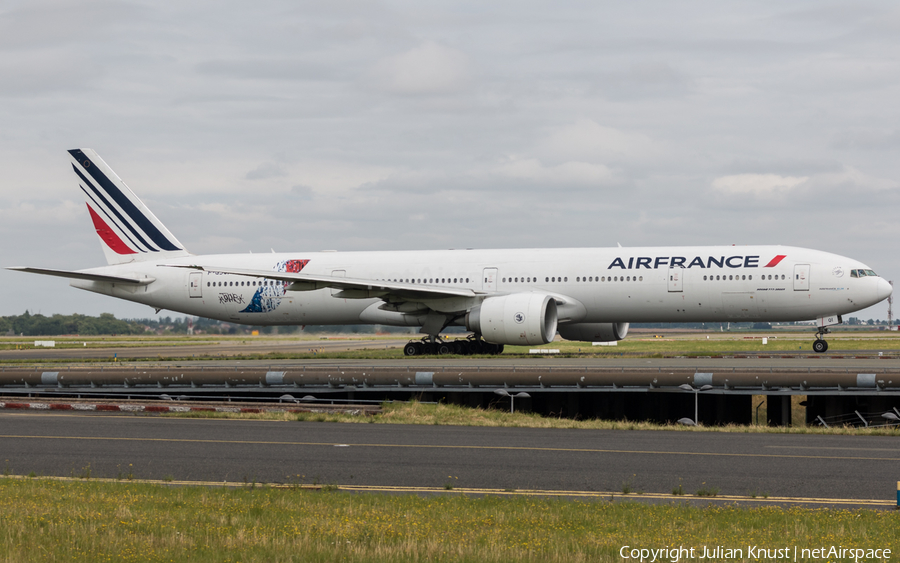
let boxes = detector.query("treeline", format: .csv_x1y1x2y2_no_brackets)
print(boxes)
1,312,418,337
0,312,145,336
2,311,890,337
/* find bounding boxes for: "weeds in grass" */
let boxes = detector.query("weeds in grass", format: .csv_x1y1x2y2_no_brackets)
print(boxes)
696,485,720,497
163,400,900,436
621,475,636,494
76,464,91,480
0,477,895,562
672,484,685,496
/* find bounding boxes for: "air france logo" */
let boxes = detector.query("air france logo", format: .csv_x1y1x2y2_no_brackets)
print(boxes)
607,255,785,270
514,312,525,324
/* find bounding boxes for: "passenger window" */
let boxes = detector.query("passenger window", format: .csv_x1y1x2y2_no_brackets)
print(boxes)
564,277,568,282
639,276,643,281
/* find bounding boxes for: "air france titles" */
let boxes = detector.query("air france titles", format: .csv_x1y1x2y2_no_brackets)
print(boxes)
607,256,760,270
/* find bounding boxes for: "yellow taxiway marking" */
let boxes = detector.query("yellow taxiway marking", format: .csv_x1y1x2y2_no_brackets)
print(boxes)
0,433,898,462
766,445,900,452
0,474,892,507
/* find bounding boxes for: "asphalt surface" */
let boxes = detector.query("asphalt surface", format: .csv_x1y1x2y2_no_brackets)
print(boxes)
0,338,410,360
1,411,897,506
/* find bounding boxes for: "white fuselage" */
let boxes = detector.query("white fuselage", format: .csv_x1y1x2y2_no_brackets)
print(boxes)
70,245,891,327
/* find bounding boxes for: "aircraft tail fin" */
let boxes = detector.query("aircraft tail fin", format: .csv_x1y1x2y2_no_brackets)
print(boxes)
69,149,190,265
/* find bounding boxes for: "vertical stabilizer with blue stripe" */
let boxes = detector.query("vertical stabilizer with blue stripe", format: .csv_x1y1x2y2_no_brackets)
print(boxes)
69,149,190,265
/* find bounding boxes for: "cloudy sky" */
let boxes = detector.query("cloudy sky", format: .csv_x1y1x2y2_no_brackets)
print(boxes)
1,0,898,321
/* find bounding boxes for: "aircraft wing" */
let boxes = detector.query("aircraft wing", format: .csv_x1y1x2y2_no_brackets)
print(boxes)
7,267,155,285
160,264,484,301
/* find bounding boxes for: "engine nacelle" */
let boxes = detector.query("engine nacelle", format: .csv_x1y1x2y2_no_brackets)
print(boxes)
466,293,558,346
558,322,629,343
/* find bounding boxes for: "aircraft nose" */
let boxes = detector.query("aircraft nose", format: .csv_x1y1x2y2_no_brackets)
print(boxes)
877,278,893,302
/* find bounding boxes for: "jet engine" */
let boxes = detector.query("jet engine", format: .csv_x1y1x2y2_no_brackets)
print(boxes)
466,293,558,345
557,322,629,343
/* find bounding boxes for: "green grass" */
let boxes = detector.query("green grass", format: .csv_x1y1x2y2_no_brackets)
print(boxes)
167,400,900,436
4,330,900,361
0,477,896,562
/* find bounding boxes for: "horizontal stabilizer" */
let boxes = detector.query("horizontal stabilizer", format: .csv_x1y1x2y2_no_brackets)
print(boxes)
7,267,155,285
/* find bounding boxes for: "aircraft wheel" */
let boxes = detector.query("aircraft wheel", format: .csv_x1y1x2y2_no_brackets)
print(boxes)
404,343,418,356
812,340,828,353
438,344,451,355
495,344,504,355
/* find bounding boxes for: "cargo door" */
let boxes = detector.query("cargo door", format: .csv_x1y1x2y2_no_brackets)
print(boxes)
482,268,498,292
722,292,759,318
667,267,683,292
188,272,202,298
793,264,810,291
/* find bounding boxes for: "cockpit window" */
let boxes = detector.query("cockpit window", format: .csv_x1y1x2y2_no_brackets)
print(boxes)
851,269,878,278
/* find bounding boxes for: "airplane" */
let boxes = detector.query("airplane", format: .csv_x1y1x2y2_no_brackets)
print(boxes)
7,148,893,355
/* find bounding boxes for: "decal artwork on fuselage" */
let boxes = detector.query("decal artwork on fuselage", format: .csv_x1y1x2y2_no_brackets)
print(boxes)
239,259,309,313
607,254,786,270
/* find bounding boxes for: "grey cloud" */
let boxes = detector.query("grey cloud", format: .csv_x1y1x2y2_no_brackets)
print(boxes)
195,59,341,81
832,129,900,150
291,184,314,199
1,0,899,322
721,158,843,176
592,62,694,100
0,0,141,50
245,163,288,180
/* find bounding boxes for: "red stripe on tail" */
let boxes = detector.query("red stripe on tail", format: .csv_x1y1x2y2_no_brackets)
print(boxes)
86,204,136,255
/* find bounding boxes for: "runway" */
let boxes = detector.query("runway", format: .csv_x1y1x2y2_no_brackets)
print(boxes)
1,411,897,507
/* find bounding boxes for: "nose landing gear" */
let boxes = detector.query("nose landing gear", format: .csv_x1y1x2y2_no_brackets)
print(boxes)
812,327,830,353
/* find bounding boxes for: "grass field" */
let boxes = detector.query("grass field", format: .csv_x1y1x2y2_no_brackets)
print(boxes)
168,400,900,435
3,330,900,360
0,477,896,563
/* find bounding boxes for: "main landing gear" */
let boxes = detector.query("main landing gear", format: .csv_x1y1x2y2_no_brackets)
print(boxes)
403,334,504,356
812,327,829,354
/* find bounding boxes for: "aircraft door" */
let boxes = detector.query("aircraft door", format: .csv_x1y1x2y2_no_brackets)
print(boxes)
189,272,202,298
331,270,346,296
793,264,810,291
667,267,683,292
482,268,498,292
